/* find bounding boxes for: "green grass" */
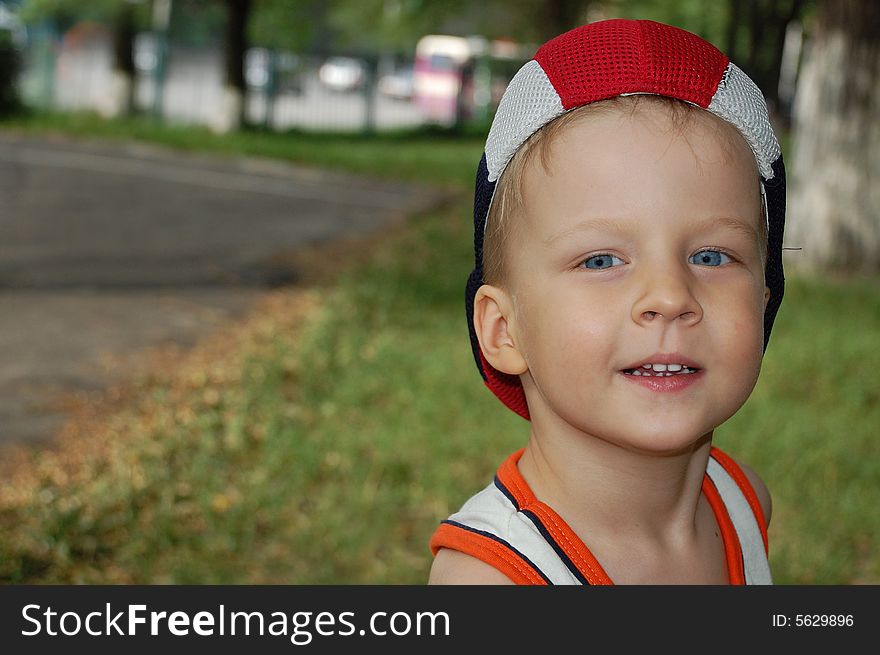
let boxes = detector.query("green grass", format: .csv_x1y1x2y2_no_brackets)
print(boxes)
715,272,880,583
0,112,876,584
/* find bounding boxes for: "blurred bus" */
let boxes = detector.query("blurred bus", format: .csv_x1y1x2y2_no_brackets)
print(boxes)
413,34,483,126
413,34,531,127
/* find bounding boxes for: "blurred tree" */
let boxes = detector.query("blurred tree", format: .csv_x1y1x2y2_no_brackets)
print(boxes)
0,24,22,115
315,0,807,96
608,0,727,45
242,0,790,62
538,0,590,40
143,0,251,131
730,0,807,117
606,0,810,122
19,0,81,31
311,0,587,54
220,0,250,131
20,0,149,116
112,0,137,115
167,0,224,46
787,0,880,272
249,0,330,53
169,0,251,132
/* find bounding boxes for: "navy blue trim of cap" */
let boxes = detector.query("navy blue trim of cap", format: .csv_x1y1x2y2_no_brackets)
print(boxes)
761,153,786,352
466,269,487,381
467,153,496,382
473,153,492,266
441,520,554,585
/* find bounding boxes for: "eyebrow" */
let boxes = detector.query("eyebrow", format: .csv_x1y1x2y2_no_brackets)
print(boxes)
700,216,761,241
543,217,629,246
543,215,759,246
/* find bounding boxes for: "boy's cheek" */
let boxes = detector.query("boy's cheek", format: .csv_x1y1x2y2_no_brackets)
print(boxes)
733,319,766,356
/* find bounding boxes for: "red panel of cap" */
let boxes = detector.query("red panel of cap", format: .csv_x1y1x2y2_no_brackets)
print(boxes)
480,350,530,420
534,19,729,110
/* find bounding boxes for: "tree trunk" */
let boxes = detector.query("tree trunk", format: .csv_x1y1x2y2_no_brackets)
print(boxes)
733,0,806,119
215,0,251,132
104,1,137,117
540,0,587,41
766,0,805,118
787,0,880,272
726,0,742,62
746,0,766,82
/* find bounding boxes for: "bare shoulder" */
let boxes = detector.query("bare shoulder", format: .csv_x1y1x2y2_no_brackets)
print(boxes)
428,548,515,585
729,455,772,526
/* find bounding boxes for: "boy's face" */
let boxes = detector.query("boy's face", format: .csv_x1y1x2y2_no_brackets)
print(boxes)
503,106,769,453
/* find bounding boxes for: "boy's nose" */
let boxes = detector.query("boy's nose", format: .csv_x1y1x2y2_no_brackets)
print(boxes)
631,266,703,328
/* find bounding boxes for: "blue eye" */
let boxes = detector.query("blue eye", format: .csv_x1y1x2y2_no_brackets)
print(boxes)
689,250,731,266
582,253,624,270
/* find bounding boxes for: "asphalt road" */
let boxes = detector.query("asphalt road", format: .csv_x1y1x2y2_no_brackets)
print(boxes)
0,132,447,446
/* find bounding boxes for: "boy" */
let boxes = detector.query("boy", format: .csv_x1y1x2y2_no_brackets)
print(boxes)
428,19,785,585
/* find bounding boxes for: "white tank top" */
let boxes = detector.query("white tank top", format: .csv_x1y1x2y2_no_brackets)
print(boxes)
430,447,772,585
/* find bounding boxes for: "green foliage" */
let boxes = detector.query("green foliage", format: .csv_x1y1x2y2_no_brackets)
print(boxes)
168,0,226,47
321,0,580,52
607,0,728,47
19,0,150,29
248,0,329,52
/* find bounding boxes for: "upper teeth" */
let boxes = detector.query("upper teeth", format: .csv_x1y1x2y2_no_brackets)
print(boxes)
641,363,683,372
626,363,696,376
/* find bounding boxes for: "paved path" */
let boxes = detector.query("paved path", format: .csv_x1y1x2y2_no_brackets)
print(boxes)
0,132,448,446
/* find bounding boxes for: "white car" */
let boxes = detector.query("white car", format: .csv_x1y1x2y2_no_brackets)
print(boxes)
318,57,367,92
378,68,414,100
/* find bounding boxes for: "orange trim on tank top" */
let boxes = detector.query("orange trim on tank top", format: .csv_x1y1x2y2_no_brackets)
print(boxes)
497,448,746,585
709,446,769,553
430,522,549,585
701,473,746,584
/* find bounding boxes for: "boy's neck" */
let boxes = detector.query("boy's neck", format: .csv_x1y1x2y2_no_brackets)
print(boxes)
518,424,714,546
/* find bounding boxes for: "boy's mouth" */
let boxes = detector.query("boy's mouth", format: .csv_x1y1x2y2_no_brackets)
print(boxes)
620,354,703,377
622,364,701,377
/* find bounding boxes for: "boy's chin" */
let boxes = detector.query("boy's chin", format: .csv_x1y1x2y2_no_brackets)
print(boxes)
587,420,717,457
617,430,715,457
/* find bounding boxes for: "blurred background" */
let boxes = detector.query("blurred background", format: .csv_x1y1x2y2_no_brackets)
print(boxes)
0,0,836,134
3,0,543,132
0,0,877,585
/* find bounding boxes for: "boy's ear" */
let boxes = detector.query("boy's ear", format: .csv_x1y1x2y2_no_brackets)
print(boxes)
763,286,771,312
473,284,528,376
